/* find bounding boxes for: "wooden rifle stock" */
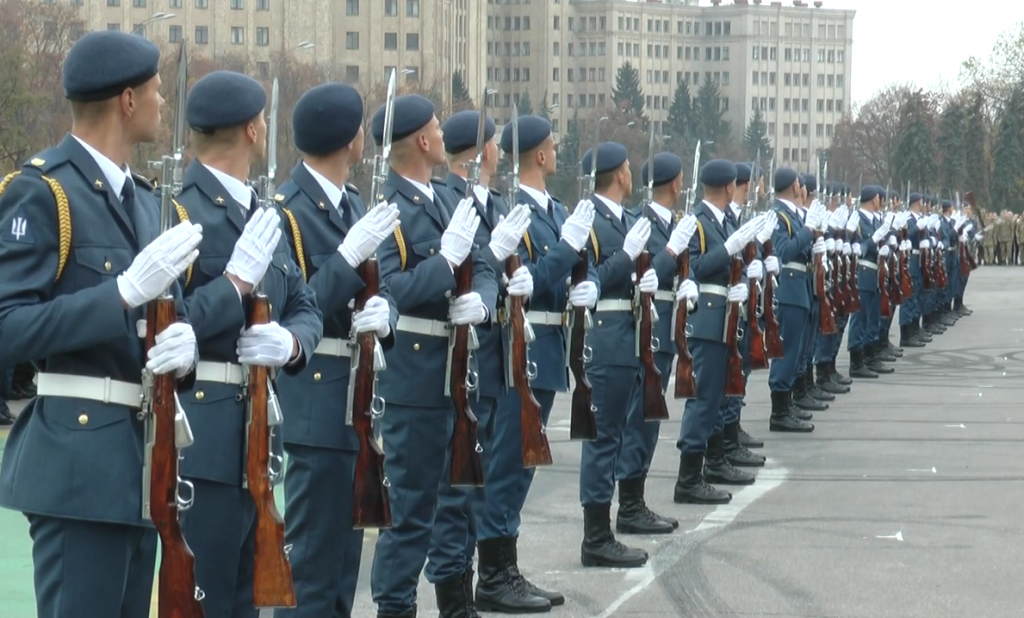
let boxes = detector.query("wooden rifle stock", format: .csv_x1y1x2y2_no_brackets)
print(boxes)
888,249,904,306
246,293,296,608
724,257,745,397
507,254,552,468
760,239,784,359
899,230,914,299
635,251,668,420
830,249,846,315
449,261,485,486
814,231,838,335
845,231,861,312
742,242,768,370
920,239,933,290
568,249,596,440
878,245,893,319
146,298,205,618
351,258,392,530
673,248,697,398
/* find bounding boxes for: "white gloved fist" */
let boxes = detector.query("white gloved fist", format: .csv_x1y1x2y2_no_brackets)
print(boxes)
853,242,862,256
724,215,762,256
975,233,984,241
676,279,698,312
845,210,861,233
727,283,749,302
900,240,911,252
238,322,296,367
637,268,659,294
118,221,203,309
667,214,698,255
871,220,892,244
888,236,898,247
921,239,931,249
441,198,482,267
560,200,595,251
746,259,764,281
825,238,836,253
805,201,828,230
449,292,488,325
489,203,532,262
352,295,392,338
929,216,941,231
938,241,946,250
569,280,598,308
959,232,968,242
338,202,400,268
756,211,778,244
622,217,652,260
812,237,826,255
145,321,197,378
507,265,534,298
895,211,910,230
226,207,283,288
916,215,928,230
842,242,852,256
964,223,974,235
879,245,891,258
764,255,780,275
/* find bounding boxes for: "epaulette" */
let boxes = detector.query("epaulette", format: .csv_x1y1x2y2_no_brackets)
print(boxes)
281,207,308,282
25,148,68,174
488,187,501,197
132,173,154,193
430,176,447,186
273,182,300,205
344,182,360,195
0,151,73,281
696,219,706,254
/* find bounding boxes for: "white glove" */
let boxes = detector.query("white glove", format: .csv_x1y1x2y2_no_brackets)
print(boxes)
145,322,197,378
226,208,283,289
764,255,780,274
825,238,836,253
921,239,931,249
885,212,896,226
449,292,488,325
938,241,945,250
845,210,861,233
507,265,534,297
916,216,928,230
853,242,862,256
879,245,891,258
338,202,400,268
727,283,749,302
667,214,698,255
352,295,392,338
622,217,652,260
746,259,763,280
441,198,482,267
975,233,984,241
895,211,910,230
888,236,897,247
118,221,203,308
959,232,968,242
829,206,849,230
811,237,826,255
569,280,598,308
724,216,761,256
805,201,828,230
964,223,974,235
929,216,941,231
637,268,658,294
488,203,532,262
238,322,296,367
755,211,778,244
871,219,892,244
560,200,595,251
900,240,910,252
676,278,698,312
842,242,852,256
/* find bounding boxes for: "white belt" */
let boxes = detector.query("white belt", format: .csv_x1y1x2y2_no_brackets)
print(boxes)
782,262,807,272
911,249,921,255
525,311,564,326
699,284,728,297
396,315,450,337
595,299,633,312
196,361,245,385
653,290,675,302
36,373,143,408
314,337,352,357
860,260,878,270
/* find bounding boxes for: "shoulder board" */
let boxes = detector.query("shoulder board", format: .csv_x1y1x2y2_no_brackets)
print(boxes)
344,182,360,195
274,182,301,204
430,176,447,187
0,166,73,282
131,173,154,192
24,147,68,174
488,187,502,197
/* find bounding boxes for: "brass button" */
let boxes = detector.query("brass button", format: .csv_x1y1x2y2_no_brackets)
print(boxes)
78,413,89,425
544,245,549,251
283,263,289,272
707,302,712,307
429,248,435,255
313,371,322,381
413,343,421,351
195,390,205,400
103,261,112,272
597,320,603,326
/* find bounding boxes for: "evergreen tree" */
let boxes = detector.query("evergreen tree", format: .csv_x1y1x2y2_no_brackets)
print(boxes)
550,111,582,206
691,76,731,155
612,61,647,122
537,90,550,120
892,90,937,191
451,69,472,109
936,100,967,192
990,88,1024,211
742,108,772,160
666,83,693,144
518,90,534,116
962,90,992,209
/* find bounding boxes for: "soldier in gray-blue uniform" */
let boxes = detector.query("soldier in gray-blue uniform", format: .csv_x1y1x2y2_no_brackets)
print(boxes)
954,204,977,315
173,71,323,618
477,115,596,610
615,152,699,535
368,95,498,618
846,186,893,378
898,193,929,349
673,160,765,504
0,366,14,424
940,200,961,324
0,31,204,617
813,183,853,395
428,110,538,613
273,83,399,618
766,167,824,432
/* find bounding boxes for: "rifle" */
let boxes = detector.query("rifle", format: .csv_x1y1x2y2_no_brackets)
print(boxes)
742,151,768,371
815,227,837,335
673,140,700,398
760,156,784,360
349,70,397,530
635,129,668,421
141,41,205,618
245,78,296,609
567,251,596,439
878,234,893,320
723,256,746,397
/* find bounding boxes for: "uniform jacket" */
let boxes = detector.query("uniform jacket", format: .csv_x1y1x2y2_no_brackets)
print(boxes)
771,199,814,310
174,160,322,486
274,163,397,452
640,203,682,350
855,210,881,292
0,135,194,525
585,195,639,367
687,201,736,343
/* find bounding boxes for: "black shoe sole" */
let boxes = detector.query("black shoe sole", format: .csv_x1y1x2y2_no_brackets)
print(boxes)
475,599,553,614
614,521,675,535
673,493,732,505
581,552,648,568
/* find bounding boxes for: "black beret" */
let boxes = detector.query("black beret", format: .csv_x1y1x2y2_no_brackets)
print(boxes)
700,159,738,188
441,110,495,154
878,187,888,200
942,199,953,210
63,31,160,102
908,192,923,205
372,94,434,145
580,142,628,175
860,185,880,203
734,162,752,185
500,115,551,154
774,167,800,192
293,83,364,156
641,152,683,187
802,174,817,192
187,71,266,133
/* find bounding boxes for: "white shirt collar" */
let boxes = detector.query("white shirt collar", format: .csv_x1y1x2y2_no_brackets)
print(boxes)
402,175,434,202
203,164,253,210
859,207,875,221
520,184,549,211
728,201,742,219
702,200,725,226
778,198,799,215
472,184,490,207
649,200,673,227
593,193,623,220
73,135,129,198
303,161,345,209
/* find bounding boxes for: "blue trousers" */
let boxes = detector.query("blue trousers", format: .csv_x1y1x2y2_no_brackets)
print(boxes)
426,395,498,581
832,313,850,359
371,404,457,615
943,254,957,307
479,388,557,541
0,366,12,400
180,480,258,618
800,302,819,376
847,288,880,351
899,273,922,326
26,515,156,618
276,446,362,618
878,315,893,342
678,339,727,453
768,305,810,392
616,351,673,481
580,364,641,506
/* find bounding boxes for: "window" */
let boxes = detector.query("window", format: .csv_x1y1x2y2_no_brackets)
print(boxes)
837,50,845,63
723,47,730,60
406,33,419,50
836,74,845,88
384,33,397,50
257,0,269,8
752,47,759,60
230,0,243,8
769,72,776,85
817,99,824,111
346,0,358,15
133,0,145,6
803,48,810,62
802,123,808,136
257,62,269,79
133,24,145,37
826,100,834,111
256,27,269,46
818,49,825,62
801,148,808,162
385,0,398,16
827,75,834,87
231,27,244,44
555,42,561,55
195,0,208,8
722,71,730,86
836,100,844,112
770,47,777,60
784,99,791,112
107,0,119,5
195,25,208,44
405,67,419,82
553,16,559,30
816,124,823,137
752,71,759,85
407,0,419,16
346,32,359,50
784,73,791,86
827,49,835,63
169,25,182,42
384,66,396,81
107,23,120,31
817,74,825,86
785,48,792,62
803,73,809,86
724,21,731,35
826,124,833,137
552,68,559,81
784,123,791,137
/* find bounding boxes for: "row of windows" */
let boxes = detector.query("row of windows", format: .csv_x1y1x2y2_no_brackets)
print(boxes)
486,67,533,83
487,15,532,30
346,0,420,17
752,46,846,63
117,23,272,46
489,41,533,57
345,32,420,51
753,20,847,40
751,97,845,114
551,41,608,58
106,0,270,7
752,71,846,89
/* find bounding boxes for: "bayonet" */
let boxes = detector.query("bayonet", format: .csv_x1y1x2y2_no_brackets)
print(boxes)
585,121,601,197
369,69,398,206
687,140,701,214
509,103,520,201
643,125,657,209
745,149,759,220
465,88,491,190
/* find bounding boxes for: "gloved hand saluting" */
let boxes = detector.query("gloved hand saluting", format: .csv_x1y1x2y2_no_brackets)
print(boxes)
488,203,532,262
756,211,778,244
667,214,698,256
338,202,400,268
724,214,763,256
118,220,203,308
845,210,861,233
560,200,595,251
441,198,482,268
805,201,828,231
226,207,283,295
622,217,652,260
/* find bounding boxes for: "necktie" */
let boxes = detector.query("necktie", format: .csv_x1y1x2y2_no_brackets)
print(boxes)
247,190,260,221
120,178,137,231
339,193,357,228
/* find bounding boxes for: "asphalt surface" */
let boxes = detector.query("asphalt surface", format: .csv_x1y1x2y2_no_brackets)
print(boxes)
2,266,1023,617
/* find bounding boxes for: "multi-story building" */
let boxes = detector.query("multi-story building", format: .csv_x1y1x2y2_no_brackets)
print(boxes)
487,0,855,169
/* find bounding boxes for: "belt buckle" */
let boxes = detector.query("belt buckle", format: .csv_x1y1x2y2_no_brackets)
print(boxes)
101,377,113,404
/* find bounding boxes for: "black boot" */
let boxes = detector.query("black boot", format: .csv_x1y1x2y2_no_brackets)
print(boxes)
704,432,756,485
939,311,958,326
580,504,648,568
925,313,945,334
849,348,878,379
737,423,764,449
875,342,897,362
615,476,675,534
816,362,849,394
506,536,564,606
769,390,814,432
436,571,478,618
673,452,732,504
806,377,836,401
900,324,925,348
830,359,853,386
887,337,904,357
792,375,828,411
912,320,932,343
377,610,417,618
865,343,894,374
474,538,550,613
0,402,13,426
724,421,765,467
956,297,972,316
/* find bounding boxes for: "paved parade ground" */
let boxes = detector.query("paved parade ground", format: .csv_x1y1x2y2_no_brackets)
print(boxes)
2,265,1024,617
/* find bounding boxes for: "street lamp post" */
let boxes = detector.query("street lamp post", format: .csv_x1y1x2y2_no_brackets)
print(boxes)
273,41,315,78
131,12,175,37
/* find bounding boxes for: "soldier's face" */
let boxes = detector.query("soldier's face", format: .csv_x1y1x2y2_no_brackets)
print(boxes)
253,111,268,160
540,136,557,175
620,160,632,195
129,74,164,143
349,125,365,166
424,116,445,166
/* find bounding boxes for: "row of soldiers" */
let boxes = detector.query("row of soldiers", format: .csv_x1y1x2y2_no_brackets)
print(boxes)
0,31,979,618
980,210,1024,265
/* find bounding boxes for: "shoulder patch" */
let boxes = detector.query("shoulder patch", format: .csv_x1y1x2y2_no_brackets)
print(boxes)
345,182,360,195
3,204,34,244
30,158,45,167
131,173,154,192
